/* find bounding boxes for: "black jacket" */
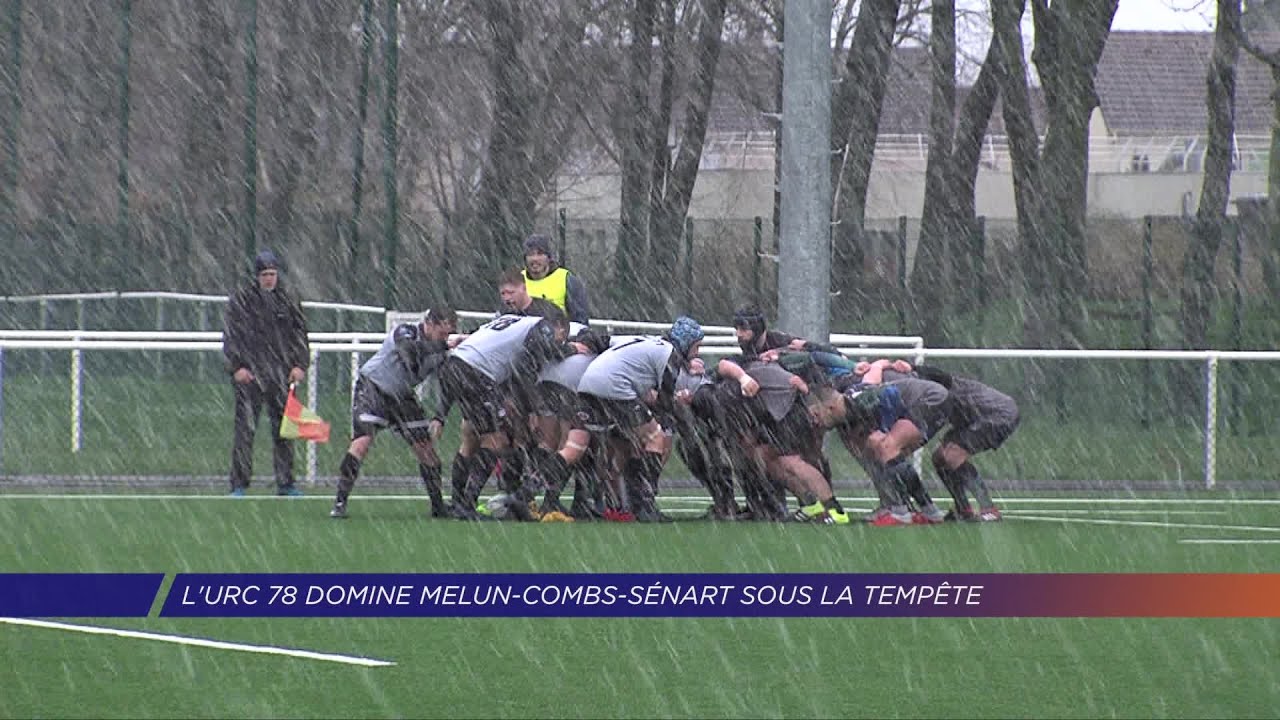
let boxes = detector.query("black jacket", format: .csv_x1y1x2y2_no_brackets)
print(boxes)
222,282,310,381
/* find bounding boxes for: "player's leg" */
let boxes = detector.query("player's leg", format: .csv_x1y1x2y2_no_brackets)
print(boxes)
331,379,383,518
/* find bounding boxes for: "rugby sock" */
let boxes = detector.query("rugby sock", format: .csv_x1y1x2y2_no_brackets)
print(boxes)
464,448,501,509
887,458,932,509
450,453,472,503
707,464,737,515
539,453,571,507
868,464,905,508
934,462,971,512
418,463,445,512
954,461,994,508
499,450,525,493
624,453,664,513
336,452,361,505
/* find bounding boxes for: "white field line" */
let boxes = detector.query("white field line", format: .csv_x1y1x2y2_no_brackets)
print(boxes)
2,494,1279,505
0,617,395,668
1177,539,1280,545
1011,513,1280,534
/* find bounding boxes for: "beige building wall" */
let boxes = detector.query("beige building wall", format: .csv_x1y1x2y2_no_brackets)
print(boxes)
556,165,1269,223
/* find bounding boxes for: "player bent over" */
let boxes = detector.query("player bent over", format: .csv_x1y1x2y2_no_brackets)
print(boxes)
330,308,459,519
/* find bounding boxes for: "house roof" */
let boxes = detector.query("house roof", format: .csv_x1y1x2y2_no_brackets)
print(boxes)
703,43,1047,139
1095,31,1273,136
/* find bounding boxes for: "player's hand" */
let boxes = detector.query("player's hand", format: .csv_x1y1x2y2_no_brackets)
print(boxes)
427,419,444,441
789,375,809,395
689,358,706,375
233,368,255,384
854,361,872,376
288,367,306,384
787,339,807,351
892,359,913,374
570,342,591,355
759,349,780,363
738,375,760,398
447,334,466,349
675,389,694,405
643,389,659,406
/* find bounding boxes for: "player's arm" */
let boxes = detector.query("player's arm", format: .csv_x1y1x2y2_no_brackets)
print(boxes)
716,356,760,397
222,290,251,375
512,320,577,380
286,292,311,373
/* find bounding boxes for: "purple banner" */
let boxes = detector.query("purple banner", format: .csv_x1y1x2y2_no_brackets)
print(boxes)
0,574,164,617
158,573,1280,618
159,573,1027,618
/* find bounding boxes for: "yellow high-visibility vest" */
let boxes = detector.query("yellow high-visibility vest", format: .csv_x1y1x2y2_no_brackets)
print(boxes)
523,267,570,311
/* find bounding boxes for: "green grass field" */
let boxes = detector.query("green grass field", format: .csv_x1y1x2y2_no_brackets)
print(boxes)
3,492,1280,719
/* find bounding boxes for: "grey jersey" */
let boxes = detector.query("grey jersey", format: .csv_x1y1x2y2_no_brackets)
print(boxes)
742,360,799,421
538,352,595,390
883,376,950,439
359,323,449,399
450,314,545,384
948,376,1018,425
881,368,1014,425
675,368,713,396
577,336,674,401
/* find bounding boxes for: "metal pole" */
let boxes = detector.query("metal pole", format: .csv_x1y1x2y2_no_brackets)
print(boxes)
753,216,763,304
381,0,400,310
1203,354,1218,489
1,0,23,242
0,348,5,474
776,0,831,343
897,216,908,334
307,348,319,485
558,208,569,268
1141,215,1154,428
116,0,132,277
242,0,259,269
1230,216,1244,434
154,297,164,377
684,217,694,312
350,350,360,413
974,215,986,341
38,298,47,376
71,340,82,453
347,0,374,299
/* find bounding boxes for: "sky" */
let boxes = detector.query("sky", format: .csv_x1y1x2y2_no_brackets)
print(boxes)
1111,0,1214,31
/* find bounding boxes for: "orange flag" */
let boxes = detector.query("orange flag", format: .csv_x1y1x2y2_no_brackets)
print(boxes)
280,385,331,443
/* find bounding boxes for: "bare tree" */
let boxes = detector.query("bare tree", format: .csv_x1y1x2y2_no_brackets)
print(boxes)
830,0,903,313
992,0,1118,348
1181,0,1241,350
910,11,1002,344
649,0,730,315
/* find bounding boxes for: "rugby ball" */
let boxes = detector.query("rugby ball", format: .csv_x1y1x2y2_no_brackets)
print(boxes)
484,493,514,520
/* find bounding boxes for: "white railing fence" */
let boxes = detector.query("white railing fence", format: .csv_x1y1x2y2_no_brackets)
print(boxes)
1,327,1277,488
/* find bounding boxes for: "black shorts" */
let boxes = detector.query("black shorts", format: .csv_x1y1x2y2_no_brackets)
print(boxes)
758,400,819,457
534,382,581,420
573,393,654,441
351,377,433,444
438,356,508,436
942,410,1020,454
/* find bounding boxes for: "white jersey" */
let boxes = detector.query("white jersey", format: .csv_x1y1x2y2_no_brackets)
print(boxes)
450,314,546,384
577,336,675,401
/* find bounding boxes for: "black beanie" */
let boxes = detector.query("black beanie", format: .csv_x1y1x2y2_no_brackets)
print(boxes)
522,234,554,259
254,249,281,274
